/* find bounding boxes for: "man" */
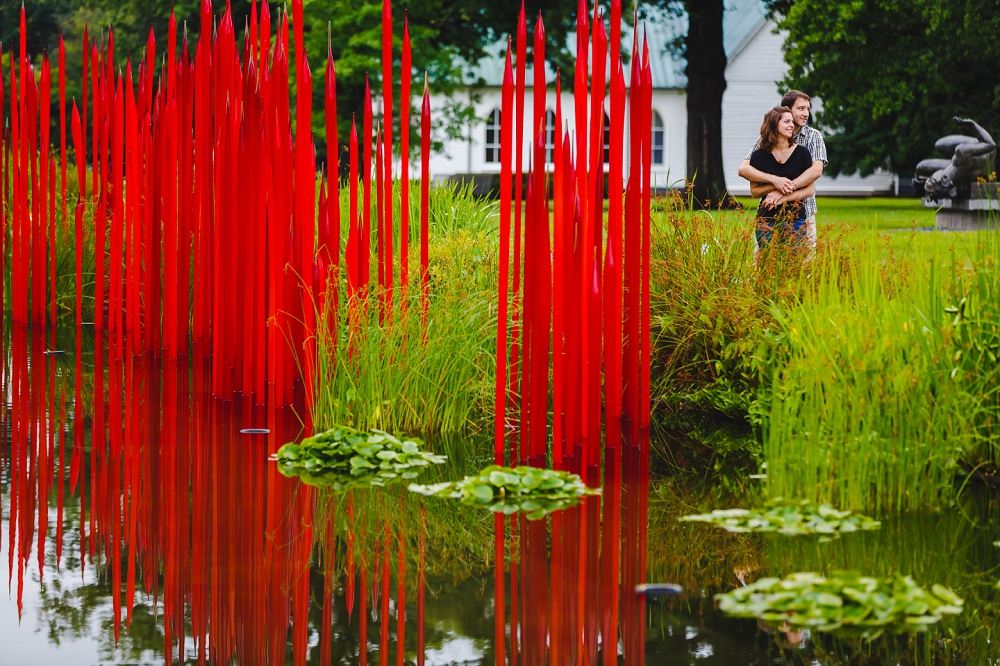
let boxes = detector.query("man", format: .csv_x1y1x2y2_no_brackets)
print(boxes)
737,90,827,249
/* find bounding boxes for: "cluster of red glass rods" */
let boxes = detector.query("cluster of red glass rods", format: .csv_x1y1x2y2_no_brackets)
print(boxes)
490,0,653,662
1,0,431,661
2,0,654,661
0,0,432,424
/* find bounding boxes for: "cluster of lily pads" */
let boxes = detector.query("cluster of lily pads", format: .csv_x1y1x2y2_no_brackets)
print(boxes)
716,572,964,639
679,498,881,539
273,428,599,520
408,465,601,520
273,426,446,491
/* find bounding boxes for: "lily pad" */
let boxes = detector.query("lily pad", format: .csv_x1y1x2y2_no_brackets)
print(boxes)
408,465,601,520
271,426,447,492
716,572,963,639
679,498,881,539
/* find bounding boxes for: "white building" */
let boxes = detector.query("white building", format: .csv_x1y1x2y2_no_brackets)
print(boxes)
428,0,895,197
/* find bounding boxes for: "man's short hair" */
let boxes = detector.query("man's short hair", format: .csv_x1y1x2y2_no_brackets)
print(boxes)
781,90,811,108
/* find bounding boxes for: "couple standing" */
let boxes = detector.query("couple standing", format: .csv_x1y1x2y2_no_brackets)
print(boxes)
737,90,827,250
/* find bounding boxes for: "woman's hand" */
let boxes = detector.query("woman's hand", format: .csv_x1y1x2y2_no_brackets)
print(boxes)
762,190,784,208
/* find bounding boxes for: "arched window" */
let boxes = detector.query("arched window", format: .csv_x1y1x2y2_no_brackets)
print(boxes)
544,109,556,164
603,112,610,165
485,108,501,163
651,111,665,165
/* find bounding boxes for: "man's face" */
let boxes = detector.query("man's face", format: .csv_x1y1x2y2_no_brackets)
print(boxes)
790,98,811,128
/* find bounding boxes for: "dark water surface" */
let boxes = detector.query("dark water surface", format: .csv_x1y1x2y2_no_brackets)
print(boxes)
2,327,1000,665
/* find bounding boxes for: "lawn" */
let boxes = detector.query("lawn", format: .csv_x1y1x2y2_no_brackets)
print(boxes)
729,196,986,264
730,196,935,229
817,196,936,230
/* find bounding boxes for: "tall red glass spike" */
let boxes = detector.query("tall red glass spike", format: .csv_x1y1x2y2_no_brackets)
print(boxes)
400,17,412,308
420,75,430,335
382,0,394,316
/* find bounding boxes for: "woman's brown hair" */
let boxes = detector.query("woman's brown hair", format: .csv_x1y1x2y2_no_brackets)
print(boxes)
759,106,792,152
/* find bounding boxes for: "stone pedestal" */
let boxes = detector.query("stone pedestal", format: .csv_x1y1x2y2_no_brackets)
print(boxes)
926,182,1000,230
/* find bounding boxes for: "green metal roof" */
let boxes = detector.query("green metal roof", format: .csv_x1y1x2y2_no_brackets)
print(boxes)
463,0,770,90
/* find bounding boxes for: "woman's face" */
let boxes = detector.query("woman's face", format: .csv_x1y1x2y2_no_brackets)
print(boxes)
778,112,795,140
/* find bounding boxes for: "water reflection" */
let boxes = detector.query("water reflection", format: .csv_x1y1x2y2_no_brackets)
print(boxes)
3,327,1000,664
0,322,658,665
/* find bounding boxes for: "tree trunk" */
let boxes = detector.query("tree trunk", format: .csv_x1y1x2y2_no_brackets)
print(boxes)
685,0,731,208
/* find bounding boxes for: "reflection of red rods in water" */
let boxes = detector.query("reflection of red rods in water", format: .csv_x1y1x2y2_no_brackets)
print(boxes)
491,0,653,663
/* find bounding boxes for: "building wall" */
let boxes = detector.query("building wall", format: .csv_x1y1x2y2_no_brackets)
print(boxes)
428,89,581,178
651,89,687,191
429,87,686,188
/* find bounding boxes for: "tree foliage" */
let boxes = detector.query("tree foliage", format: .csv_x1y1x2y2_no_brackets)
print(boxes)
3,0,580,166
775,0,1000,177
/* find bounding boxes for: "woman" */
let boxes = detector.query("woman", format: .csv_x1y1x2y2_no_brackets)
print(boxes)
748,106,816,248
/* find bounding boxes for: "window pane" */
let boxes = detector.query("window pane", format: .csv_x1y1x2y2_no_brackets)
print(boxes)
651,111,665,165
603,113,610,164
485,108,501,164
545,110,556,164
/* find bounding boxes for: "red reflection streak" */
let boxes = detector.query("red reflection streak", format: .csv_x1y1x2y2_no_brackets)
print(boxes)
397,518,407,666
320,502,336,666
380,524,391,666
360,563,369,666
417,506,427,666
500,441,648,664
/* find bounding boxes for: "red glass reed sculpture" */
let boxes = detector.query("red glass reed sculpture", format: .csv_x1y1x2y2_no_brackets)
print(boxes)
2,2,654,662
488,7,654,662
2,0,452,407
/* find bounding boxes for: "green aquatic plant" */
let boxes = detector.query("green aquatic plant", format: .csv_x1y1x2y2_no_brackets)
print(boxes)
272,426,447,491
408,465,602,520
312,206,498,435
678,498,881,539
717,571,964,639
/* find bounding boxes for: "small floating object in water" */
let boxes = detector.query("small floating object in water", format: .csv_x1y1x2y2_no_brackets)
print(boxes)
240,428,271,435
43,350,67,355
636,583,683,597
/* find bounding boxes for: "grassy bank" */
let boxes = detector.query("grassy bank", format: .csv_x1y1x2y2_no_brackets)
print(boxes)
650,195,1000,511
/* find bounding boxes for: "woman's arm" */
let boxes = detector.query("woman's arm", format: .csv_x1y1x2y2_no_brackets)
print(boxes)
776,182,816,205
750,181,775,197
739,159,796,194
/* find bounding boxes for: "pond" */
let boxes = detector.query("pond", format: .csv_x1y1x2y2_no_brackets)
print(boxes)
2,327,999,665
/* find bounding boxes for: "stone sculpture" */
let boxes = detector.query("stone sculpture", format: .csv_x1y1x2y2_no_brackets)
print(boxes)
913,117,995,199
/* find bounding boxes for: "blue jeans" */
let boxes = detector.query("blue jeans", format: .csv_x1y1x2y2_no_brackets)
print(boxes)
756,217,808,248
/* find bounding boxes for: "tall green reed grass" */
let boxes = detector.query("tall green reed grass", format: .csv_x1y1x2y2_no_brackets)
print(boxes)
313,181,500,435
646,194,821,479
763,225,1000,512
1,169,96,323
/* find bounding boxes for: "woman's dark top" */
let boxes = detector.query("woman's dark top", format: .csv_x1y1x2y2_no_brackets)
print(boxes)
749,144,812,222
